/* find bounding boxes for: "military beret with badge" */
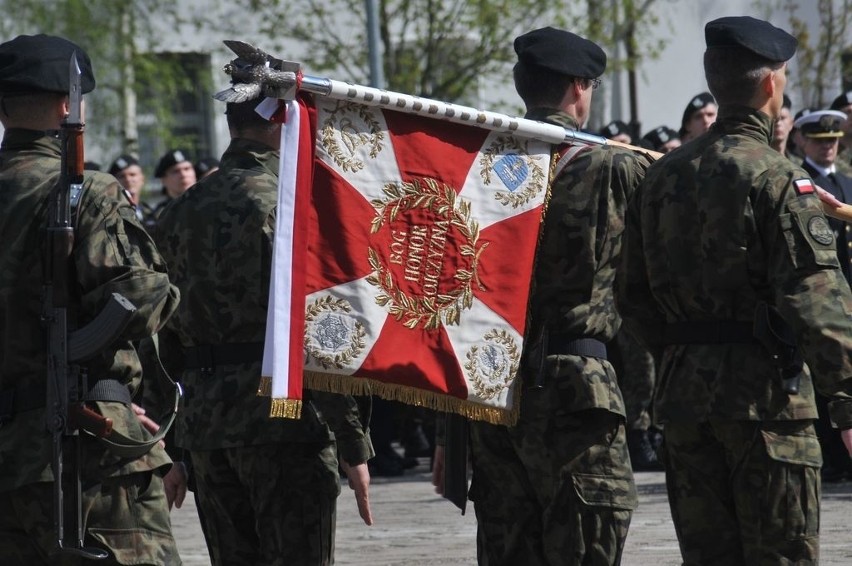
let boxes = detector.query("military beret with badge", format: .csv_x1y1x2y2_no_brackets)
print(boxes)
600,120,631,140
681,92,716,130
0,34,96,94
642,126,680,152
155,149,191,178
513,26,606,79
830,90,852,111
108,154,140,177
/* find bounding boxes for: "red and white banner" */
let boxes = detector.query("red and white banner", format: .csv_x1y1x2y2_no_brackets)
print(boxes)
287,96,550,425
261,97,315,418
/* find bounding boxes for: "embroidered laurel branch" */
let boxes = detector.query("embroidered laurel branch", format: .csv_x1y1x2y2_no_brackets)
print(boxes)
367,177,488,330
465,329,521,400
479,136,546,209
320,101,385,173
304,295,366,370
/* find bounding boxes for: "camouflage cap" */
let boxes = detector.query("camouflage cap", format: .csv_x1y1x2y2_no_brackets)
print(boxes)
705,16,797,62
0,34,95,94
794,109,846,138
514,27,606,79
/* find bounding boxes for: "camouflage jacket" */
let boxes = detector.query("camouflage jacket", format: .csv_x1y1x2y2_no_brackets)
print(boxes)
0,128,179,492
156,138,372,464
618,105,852,426
525,108,649,415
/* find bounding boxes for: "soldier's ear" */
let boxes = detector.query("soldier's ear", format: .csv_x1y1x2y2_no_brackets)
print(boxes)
762,70,777,100
60,94,71,119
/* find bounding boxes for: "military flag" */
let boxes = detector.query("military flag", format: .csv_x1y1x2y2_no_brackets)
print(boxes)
264,93,551,425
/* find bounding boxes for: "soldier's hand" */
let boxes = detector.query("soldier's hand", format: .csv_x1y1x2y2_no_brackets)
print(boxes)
841,428,852,457
815,184,842,209
340,459,373,526
164,461,188,510
131,403,166,449
431,445,445,495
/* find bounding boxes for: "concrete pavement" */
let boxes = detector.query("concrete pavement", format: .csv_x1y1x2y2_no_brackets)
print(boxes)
171,460,852,565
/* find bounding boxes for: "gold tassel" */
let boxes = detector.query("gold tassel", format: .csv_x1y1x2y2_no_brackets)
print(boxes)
269,398,302,419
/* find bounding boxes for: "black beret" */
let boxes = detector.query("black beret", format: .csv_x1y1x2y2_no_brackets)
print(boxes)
681,92,716,128
108,154,140,176
705,16,797,62
514,27,606,79
154,149,191,178
194,157,220,178
642,126,679,151
782,94,792,110
0,34,95,94
600,120,630,140
792,107,815,126
830,91,852,111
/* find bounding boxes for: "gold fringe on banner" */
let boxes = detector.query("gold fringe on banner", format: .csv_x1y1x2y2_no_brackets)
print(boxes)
257,375,272,397
304,370,520,426
269,398,302,419
258,376,303,419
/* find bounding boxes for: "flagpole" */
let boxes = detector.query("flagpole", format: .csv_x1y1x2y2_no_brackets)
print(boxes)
298,74,643,150
217,40,851,224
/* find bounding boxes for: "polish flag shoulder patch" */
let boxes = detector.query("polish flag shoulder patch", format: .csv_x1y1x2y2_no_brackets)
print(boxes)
793,178,816,195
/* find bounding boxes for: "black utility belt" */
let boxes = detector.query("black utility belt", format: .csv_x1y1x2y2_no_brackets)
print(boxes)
184,341,265,370
547,337,608,360
662,321,755,345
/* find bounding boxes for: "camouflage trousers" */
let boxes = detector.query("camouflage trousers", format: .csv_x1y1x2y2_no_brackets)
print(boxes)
0,470,180,565
663,419,822,565
190,441,340,566
469,403,637,566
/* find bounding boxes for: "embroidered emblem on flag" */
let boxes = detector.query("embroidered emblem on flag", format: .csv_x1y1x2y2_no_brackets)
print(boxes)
302,97,551,425
794,178,815,195
494,154,528,192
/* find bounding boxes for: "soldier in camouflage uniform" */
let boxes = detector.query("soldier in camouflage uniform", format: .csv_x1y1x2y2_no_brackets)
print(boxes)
0,35,182,564
618,16,852,564
155,85,374,564
461,27,646,566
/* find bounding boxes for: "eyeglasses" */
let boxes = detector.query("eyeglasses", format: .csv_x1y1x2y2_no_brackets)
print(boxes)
590,77,602,90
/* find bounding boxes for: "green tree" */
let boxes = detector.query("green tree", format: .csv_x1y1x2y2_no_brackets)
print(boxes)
754,0,852,107
0,0,202,160
235,0,552,105
218,0,669,130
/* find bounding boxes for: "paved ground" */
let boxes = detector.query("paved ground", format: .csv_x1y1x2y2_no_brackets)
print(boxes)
172,459,852,565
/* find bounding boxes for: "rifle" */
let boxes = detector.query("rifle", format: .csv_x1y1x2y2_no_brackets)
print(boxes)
43,53,135,561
